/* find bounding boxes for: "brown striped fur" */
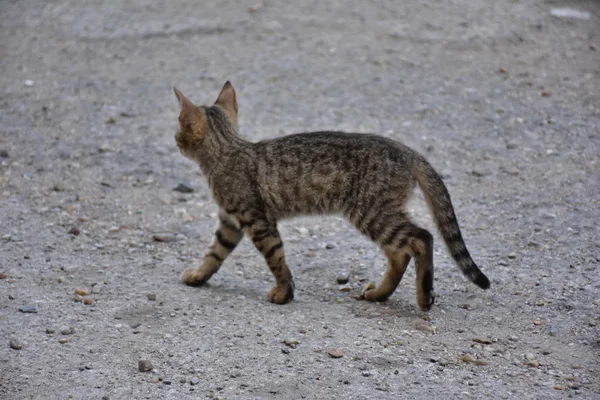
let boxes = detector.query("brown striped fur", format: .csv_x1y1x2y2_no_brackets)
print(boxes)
172,82,490,311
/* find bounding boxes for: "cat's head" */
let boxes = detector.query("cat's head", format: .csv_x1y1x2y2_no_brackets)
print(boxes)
172,81,238,157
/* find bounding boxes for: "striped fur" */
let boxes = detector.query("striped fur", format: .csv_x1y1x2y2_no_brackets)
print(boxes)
173,82,490,311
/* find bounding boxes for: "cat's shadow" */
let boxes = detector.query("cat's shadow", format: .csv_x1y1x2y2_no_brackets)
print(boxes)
192,281,423,319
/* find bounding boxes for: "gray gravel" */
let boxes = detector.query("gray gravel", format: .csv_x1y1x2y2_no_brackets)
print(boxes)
1,0,599,399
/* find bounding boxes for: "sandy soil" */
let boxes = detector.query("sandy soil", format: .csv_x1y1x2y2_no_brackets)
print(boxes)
1,0,599,399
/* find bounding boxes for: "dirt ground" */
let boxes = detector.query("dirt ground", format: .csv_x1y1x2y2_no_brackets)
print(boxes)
1,0,599,399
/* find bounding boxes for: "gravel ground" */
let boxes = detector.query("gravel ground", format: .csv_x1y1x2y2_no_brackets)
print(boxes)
1,1,599,399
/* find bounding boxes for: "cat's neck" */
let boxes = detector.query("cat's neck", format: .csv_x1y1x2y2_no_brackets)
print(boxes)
194,128,251,176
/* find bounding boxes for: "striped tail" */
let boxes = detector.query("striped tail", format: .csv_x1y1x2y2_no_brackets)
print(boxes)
414,157,490,289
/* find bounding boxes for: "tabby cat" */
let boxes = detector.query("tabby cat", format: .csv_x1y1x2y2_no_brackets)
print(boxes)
172,82,490,311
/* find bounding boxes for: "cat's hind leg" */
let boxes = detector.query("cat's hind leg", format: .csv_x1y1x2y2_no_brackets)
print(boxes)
182,211,244,286
355,209,435,310
409,227,435,311
244,219,294,304
360,249,411,302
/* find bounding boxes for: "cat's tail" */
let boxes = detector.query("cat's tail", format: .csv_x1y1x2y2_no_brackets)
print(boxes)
414,156,490,289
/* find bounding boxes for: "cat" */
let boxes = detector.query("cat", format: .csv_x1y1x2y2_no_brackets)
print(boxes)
172,81,490,311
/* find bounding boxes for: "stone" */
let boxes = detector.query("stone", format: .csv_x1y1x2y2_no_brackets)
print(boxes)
138,359,153,372
525,353,536,360
173,182,194,193
146,293,157,301
60,326,75,335
336,273,350,284
327,348,344,358
9,338,23,350
550,8,590,20
83,297,94,305
190,377,200,386
59,338,69,344
75,288,88,296
473,337,492,345
462,354,490,366
325,243,335,249
0,149,9,158
18,305,38,313
68,226,80,236
281,338,300,348
152,233,177,243
415,324,437,333
46,328,55,334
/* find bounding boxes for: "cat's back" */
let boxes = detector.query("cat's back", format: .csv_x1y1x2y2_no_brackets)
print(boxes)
258,131,415,164
254,131,419,217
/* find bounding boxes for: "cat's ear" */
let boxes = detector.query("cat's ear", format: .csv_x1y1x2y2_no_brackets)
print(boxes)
173,87,203,130
214,81,238,126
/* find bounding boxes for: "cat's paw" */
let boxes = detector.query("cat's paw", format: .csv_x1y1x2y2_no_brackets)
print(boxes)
267,283,294,304
417,289,435,311
359,281,390,302
182,268,211,287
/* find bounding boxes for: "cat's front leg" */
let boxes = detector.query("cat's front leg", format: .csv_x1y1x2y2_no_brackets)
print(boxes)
244,219,294,304
182,211,244,286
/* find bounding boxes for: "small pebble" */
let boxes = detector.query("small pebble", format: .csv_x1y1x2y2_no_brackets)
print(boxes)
149,377,160,383
339,285,351,292
60,326,75,335
473,337,492,344
138,359,153,372
18,305,38,313
152,233,177,243
281,338,300,348
281,348,290,354
68,227,80,236
336,273,350,284
526,360,540,368
325,243,335,250
190,377,200,386
9,338,23,350
554,385,562,390
46,328,55,334
525,353,536,360
462,354,490,366
146,293,157,301
75,288,88,296
327,348,344,358
83,297,94,305
173,182,194,193
59,338,69,344
0,149,9,158
415,324,437,333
